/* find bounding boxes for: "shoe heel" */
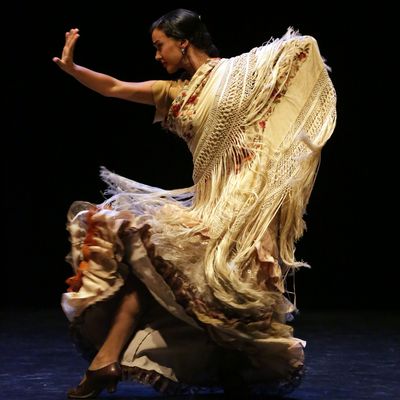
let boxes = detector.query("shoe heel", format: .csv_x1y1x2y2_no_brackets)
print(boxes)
106,380,118,393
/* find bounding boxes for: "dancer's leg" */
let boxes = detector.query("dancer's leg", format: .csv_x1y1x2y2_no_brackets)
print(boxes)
88,290,142,369
67,276,147,398
88,276,146,370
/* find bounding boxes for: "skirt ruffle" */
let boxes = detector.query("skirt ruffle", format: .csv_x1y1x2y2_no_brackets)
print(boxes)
62,200,305,393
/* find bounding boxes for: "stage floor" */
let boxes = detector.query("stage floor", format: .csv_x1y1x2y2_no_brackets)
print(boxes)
1,308,398,399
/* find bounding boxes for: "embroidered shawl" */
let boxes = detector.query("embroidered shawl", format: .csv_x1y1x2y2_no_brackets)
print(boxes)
101,29,336,317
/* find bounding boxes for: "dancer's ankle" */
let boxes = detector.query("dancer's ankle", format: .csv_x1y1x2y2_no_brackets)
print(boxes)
89,356,119,371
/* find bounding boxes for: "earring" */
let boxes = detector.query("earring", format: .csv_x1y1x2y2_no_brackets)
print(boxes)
181,47,186,55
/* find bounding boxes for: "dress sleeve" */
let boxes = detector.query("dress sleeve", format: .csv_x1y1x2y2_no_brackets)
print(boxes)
151,80,186,123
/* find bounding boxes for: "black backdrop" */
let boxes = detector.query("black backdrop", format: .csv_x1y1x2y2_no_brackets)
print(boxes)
6,2,387,310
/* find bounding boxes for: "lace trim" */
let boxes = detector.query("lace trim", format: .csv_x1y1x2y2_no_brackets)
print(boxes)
121,365,181,394
121,364,304,396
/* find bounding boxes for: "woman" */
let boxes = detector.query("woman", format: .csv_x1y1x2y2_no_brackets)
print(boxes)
53,8,336,398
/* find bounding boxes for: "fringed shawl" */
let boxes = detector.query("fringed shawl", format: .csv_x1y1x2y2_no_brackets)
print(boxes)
101,29,336,318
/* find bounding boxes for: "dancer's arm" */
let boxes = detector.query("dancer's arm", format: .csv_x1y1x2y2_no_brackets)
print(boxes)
53,28,156,105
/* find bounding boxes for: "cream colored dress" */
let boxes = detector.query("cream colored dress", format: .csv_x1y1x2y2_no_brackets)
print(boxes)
62,31,336,396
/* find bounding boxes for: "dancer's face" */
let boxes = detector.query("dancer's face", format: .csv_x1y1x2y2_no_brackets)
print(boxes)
152,28,184,74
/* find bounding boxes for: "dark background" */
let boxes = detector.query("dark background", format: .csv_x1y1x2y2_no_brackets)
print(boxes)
6,2,387,310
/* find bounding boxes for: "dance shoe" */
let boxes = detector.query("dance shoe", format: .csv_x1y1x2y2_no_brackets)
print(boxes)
67,362,122,399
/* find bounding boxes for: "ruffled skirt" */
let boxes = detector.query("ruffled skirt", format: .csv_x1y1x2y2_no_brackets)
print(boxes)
61,198,305,395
